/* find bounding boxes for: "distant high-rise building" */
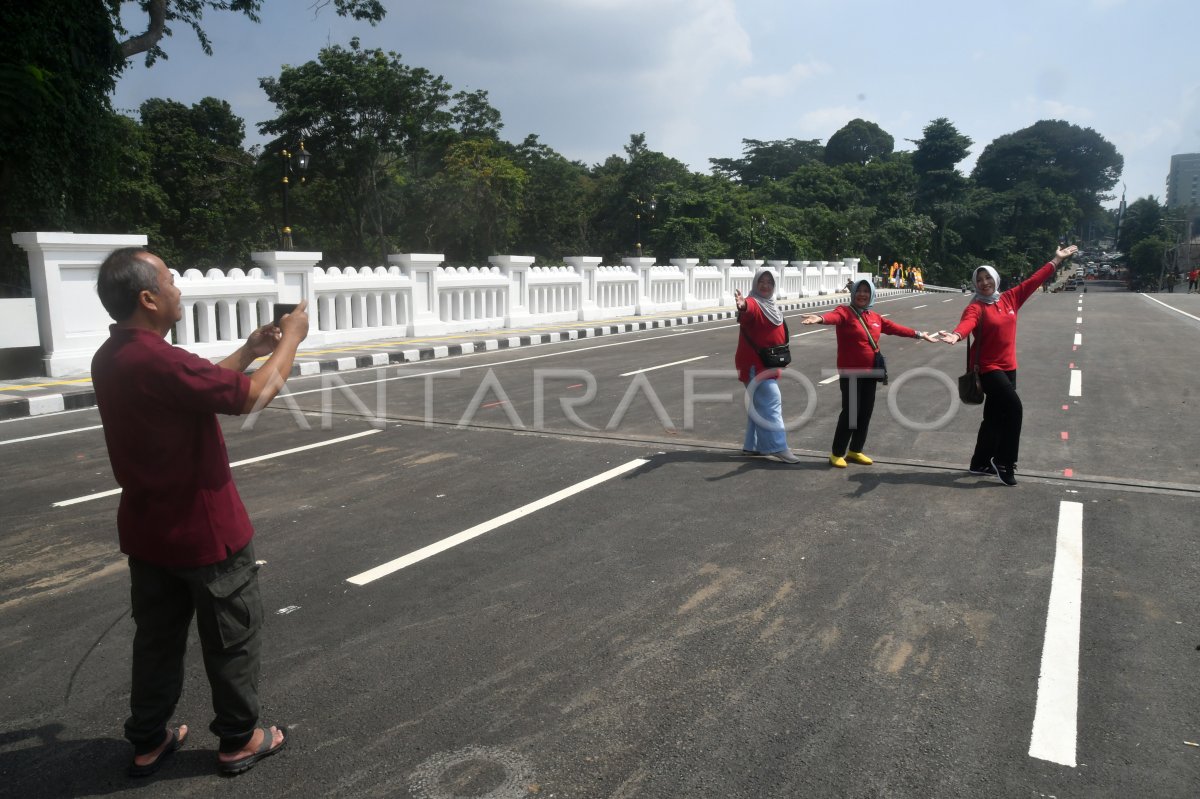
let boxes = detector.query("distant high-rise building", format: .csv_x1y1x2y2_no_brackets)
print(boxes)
1166,153,1200,209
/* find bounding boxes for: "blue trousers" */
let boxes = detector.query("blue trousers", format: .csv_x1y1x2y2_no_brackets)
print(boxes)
743,370,788,453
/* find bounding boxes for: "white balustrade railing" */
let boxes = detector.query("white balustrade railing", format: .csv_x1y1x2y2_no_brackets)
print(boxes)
11,232,863,375
174,266,276,347
435,265,508,332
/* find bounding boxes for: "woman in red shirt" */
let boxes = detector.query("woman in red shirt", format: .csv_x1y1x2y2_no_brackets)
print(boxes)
802,280,936,467
735,267,800,463
937,244,1078,485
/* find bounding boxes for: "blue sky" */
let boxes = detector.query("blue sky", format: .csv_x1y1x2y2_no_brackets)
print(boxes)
112,0,1200,210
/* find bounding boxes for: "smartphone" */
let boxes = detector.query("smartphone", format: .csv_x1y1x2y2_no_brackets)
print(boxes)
272,302,298,325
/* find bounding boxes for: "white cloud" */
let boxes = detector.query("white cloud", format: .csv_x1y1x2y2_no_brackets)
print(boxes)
796,106,861,139
734,61,833,98
1013,96,1095,123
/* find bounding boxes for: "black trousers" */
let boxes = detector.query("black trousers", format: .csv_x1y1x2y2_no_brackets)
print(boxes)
832,375,879,455
125,543,263,755
971,370,1022,469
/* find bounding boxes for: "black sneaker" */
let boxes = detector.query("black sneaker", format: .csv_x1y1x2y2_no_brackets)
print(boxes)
968,462,997,476
990,457,1017,486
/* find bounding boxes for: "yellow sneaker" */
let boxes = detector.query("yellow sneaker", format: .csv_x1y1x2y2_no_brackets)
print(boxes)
846,451,873,465
829,454,847,468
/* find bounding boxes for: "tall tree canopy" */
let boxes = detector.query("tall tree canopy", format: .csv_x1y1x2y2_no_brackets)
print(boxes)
824,119,894,167
116,0,385,63
972,120,1122,210
258,39,457,262
709,138,824,186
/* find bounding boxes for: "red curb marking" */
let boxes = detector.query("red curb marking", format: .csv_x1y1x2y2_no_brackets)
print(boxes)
1062,405,1069,410
1061,431,1069,440
1063,468,1074,477
1072,346,1077,351
1069,362,1075,369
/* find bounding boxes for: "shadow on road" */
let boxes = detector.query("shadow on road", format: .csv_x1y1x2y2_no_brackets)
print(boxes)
627,449,828,481
0,722,225,797
845,469,999,497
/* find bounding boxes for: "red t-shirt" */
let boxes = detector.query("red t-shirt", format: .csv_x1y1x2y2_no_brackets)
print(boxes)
821,305,917,371
952,262,1053,373
734,297,789,384
92,327,253,568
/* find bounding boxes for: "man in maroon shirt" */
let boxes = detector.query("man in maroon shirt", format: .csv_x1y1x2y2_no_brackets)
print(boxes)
92,248,308,777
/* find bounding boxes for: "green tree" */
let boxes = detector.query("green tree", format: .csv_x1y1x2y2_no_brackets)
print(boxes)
824,118,894,167
1116,196,1164,254
510,135,593,260
1128,236,1170,290
258,40,456,264
709,138,824,186
972,119,1122,223
116,0,385,64
136,97,269,267
425,139,527,262
0,1,123,291
910,117,973,271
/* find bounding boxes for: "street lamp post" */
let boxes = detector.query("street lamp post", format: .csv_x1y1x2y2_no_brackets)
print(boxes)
279,140,311,251
634,195,655,257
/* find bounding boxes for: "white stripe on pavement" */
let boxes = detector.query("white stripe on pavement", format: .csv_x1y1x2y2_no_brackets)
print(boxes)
818,375,840,385
1029,500,1084,767
1073,333,1082,346
53,429,381,507
1068,370,1082,397
1,424,104,446
1141,293,1200,323
1075,317,1083,324
347,457,649,585
913,305,927,309
620,355,708,377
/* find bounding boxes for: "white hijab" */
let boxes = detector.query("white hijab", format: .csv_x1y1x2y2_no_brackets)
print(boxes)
749,266,783,325
972,265,1001,305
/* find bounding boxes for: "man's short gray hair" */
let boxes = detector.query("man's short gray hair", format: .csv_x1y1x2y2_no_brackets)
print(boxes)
97,248,157,322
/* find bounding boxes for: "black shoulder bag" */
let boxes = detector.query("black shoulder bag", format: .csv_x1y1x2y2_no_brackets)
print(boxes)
849,306,887,384
957,333,984,404
741,318,792,369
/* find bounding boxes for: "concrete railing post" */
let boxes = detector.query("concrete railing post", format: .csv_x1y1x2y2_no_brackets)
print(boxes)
564,256,602,321
250,250,322,330
389,253,446,336
622,257,656,315
11,231,148,376
709,259,735,306
490,254,536,327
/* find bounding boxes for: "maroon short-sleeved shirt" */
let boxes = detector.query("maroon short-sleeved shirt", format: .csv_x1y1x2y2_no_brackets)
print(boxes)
92,327,252,568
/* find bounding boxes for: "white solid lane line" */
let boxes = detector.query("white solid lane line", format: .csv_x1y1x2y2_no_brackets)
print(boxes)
347,457,649,585
1,424,104,446
619,355,708,377
1141,293,1200,323
1029,501,1084,767
1068,370,1082,397
53,429,381,507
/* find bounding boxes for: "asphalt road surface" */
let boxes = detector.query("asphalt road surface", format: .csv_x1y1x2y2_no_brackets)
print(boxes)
2,286,1198,798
